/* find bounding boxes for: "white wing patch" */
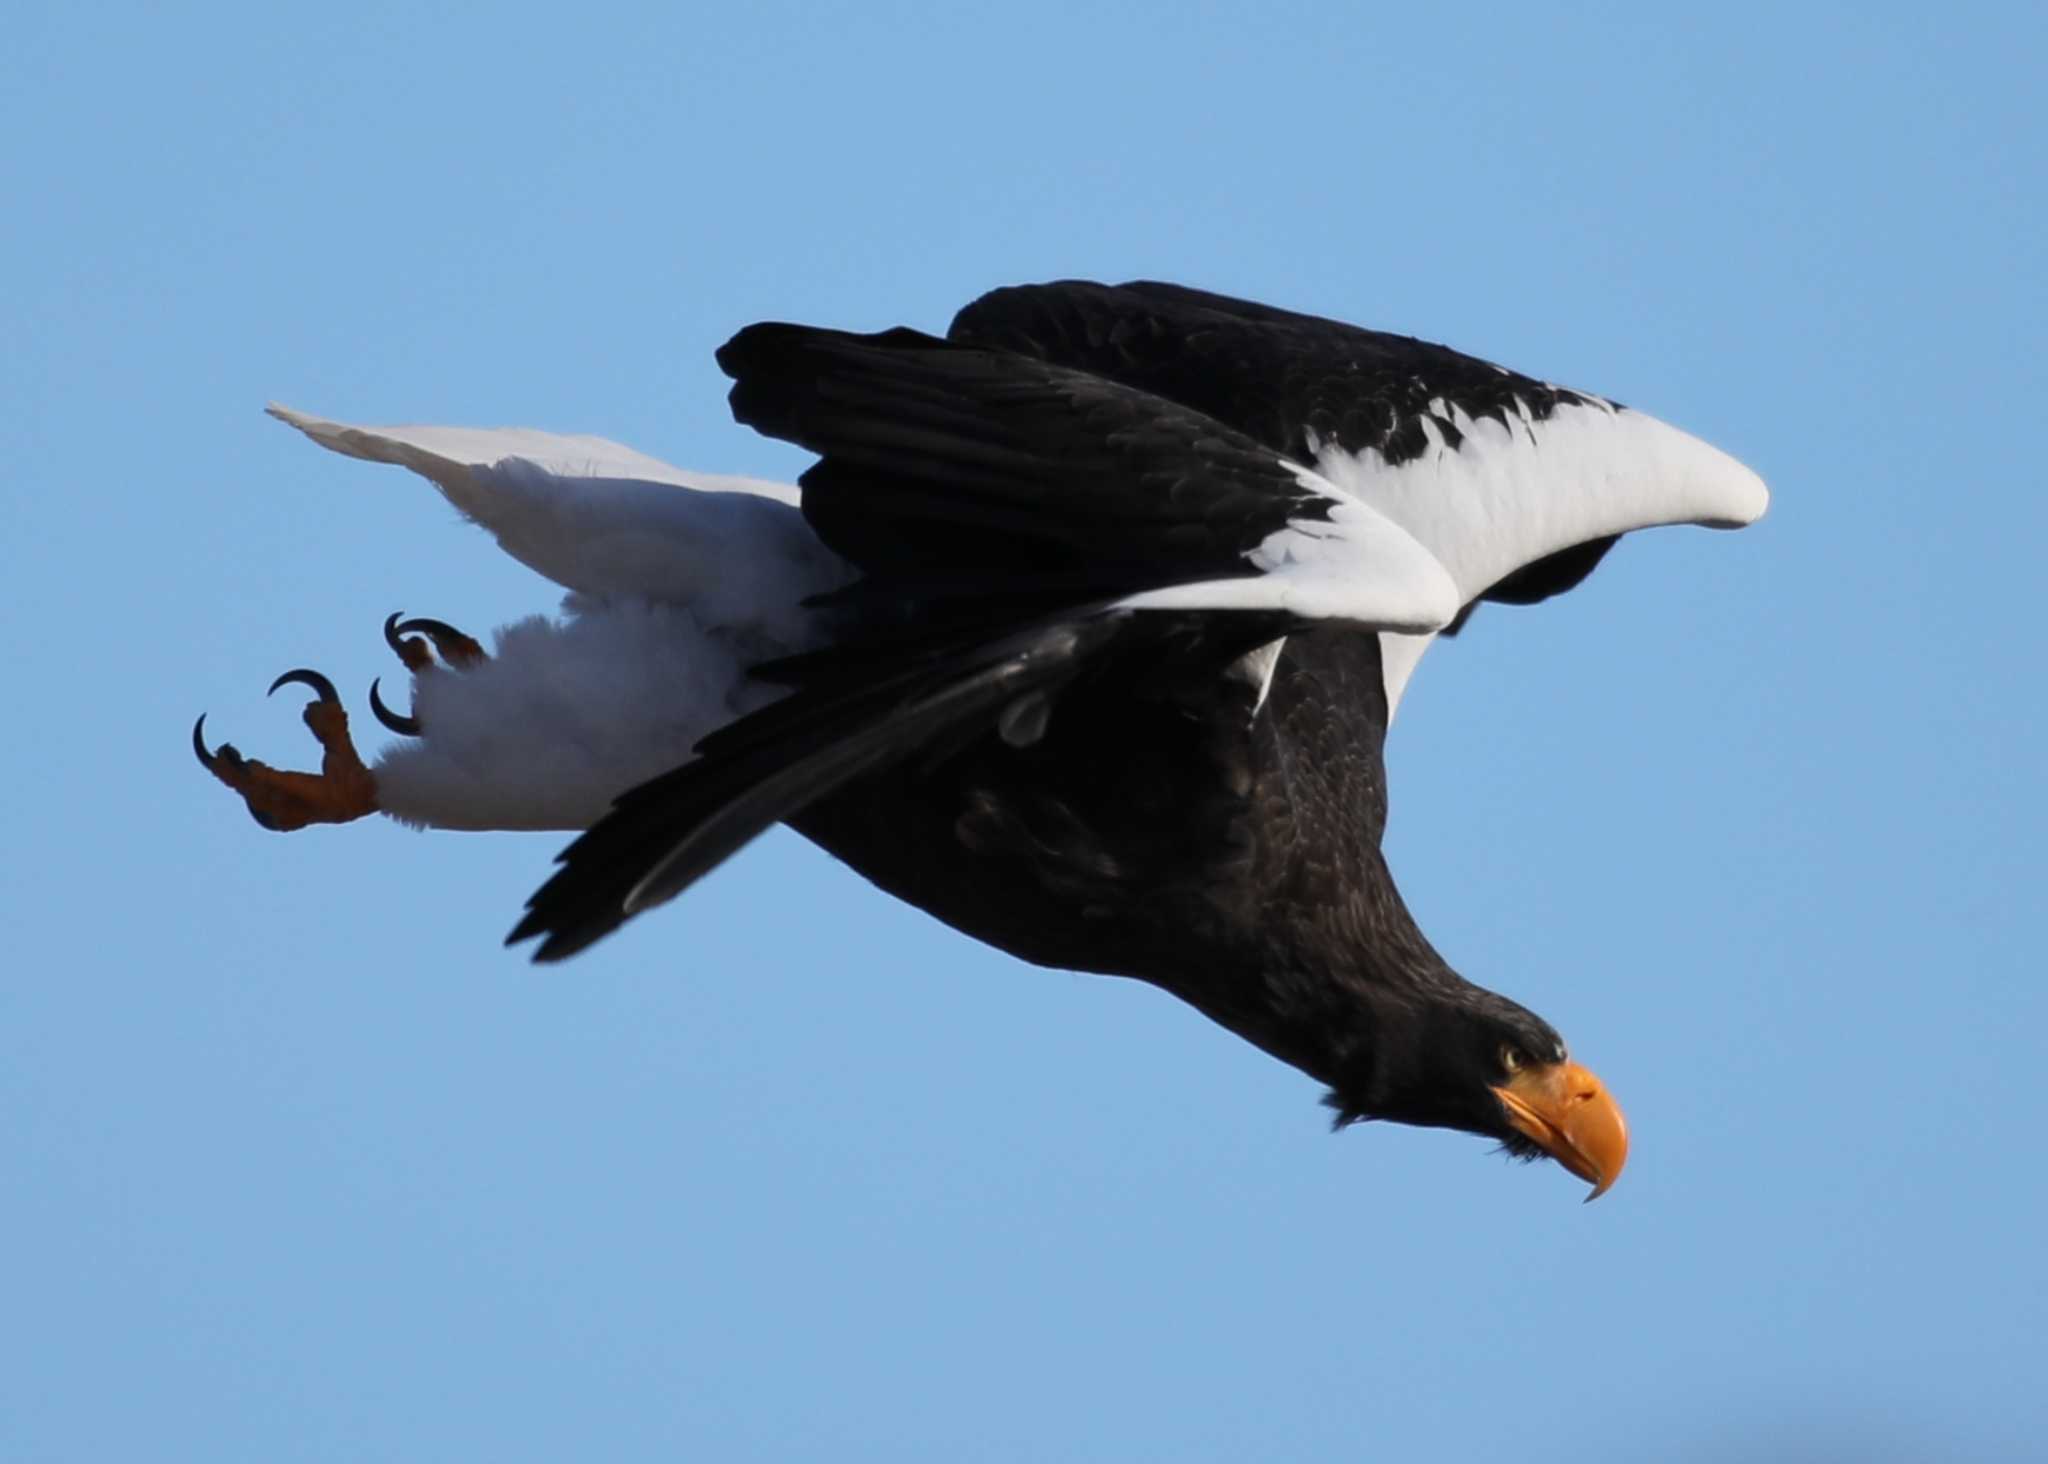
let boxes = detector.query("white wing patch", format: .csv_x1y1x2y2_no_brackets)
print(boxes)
1310,399,1769,715
1114,462,1461,633
1112,398,1767,720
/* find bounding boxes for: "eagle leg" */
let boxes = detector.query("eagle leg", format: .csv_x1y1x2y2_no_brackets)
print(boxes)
193,669,379,831
383,611,487,671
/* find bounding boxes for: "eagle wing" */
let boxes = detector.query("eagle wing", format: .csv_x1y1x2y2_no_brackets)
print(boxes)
948,281,1768,711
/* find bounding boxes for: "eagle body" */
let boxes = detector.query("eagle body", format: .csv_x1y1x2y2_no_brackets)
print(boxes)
216,280,1769,1195
791,622,1407,1084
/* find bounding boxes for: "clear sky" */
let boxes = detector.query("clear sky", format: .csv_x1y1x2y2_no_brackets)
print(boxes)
5,4,2043,1460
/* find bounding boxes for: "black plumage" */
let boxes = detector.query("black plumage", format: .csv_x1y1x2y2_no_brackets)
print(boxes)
509,280,1767,1192
726,321,1330,606
949,281,1621,618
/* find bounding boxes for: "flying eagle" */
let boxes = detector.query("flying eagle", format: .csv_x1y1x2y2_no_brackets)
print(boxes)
198,281,1768,1198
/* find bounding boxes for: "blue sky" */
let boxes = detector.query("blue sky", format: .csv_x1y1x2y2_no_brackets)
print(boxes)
5,3,2044,1459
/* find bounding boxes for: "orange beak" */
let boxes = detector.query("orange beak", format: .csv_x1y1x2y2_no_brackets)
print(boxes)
1493,1060,1629,1201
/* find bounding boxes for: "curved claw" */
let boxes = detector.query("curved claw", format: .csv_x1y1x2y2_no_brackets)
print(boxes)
384,612,436,673
368,677,422,736
195,712,283,831
391,614,468,643
268,668,341,704
384,612,485,669
192,714,225,773
193,674,378,832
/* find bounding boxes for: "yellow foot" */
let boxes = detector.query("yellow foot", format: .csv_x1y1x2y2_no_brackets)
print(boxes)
194,670,379,831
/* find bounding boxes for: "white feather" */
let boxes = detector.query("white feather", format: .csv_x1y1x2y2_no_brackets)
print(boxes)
1230,637,1288,716
374,600,801,831
1308,399,1769,714
266,405,839,633
1114,463,1462,631
271,407,851,831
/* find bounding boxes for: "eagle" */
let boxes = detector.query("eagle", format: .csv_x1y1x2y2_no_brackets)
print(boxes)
198,281,1768,1198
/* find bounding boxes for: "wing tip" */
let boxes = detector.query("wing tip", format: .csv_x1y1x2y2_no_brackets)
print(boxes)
1645,410,1770,529
1716,457,1771,528
1678,458,1769,535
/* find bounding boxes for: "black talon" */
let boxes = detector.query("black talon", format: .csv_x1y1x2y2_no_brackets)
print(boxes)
386,612,476,668
368,678,422,736
268,668,340,704
194,715,277,826
192,714,225,772
393,615,463,641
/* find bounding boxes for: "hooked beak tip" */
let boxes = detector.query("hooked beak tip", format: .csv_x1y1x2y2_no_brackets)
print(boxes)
1494,1060,1629,1201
